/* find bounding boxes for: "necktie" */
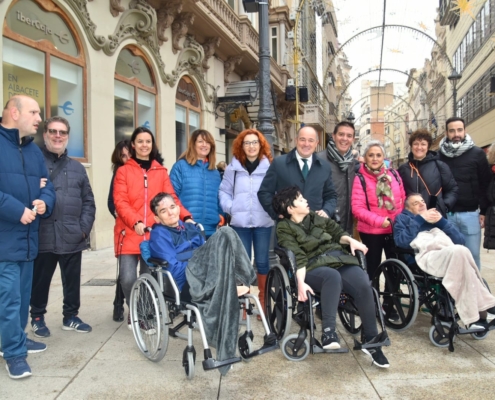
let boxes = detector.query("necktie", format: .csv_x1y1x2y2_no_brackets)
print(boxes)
302,158,309,179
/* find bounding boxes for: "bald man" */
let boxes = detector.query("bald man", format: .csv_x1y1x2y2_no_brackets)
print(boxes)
0,95,55,379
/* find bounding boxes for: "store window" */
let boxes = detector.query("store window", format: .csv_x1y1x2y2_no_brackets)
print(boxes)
175,76,201,159
3,0,86,158
114,47,157,144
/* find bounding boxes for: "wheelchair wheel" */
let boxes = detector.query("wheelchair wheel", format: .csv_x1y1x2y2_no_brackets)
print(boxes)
281,333,310,362
130,273,168,362
184,351,195,380
238,336,254,362
372,259,419,332
338,294,362,335
265,265,292,340
429,322,452,348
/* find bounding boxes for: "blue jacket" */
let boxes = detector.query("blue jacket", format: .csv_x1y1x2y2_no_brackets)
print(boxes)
219,156,274,228
0,123,56,262
148,221,205,290
170,159,222,237
394,209,465,250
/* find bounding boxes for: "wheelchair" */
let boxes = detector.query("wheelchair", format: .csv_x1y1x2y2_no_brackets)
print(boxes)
128,252,278,379
264,247,390,362
371,236,495,351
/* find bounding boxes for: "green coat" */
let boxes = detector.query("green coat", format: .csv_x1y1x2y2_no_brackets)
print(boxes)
276,211,359,271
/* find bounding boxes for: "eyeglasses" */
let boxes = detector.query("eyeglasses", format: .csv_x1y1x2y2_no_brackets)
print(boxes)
47,128,69,137
243,140,259,147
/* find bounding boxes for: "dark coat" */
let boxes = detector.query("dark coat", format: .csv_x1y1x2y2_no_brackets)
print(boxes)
0,124,55,262
38,147,96,254
484,167,495,249
439,146,491,214
108,171,117,218
258,148,337,220
276,211,358,271
317,150,356,233
398,151,458,217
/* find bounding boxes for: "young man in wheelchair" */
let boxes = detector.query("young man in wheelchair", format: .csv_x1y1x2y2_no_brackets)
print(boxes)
273,186,390,368
394,193,495,329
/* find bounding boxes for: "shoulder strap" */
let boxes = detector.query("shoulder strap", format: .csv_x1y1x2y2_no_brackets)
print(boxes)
355,172,370,211
389,168,401,185
50,157,70,182
232,170,237,199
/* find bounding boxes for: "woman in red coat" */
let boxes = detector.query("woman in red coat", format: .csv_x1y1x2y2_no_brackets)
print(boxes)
113,127,191,328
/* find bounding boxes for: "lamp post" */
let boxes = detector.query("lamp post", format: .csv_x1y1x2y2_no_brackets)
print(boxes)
347,111,355,124
243,0,277,268
448,70,462,117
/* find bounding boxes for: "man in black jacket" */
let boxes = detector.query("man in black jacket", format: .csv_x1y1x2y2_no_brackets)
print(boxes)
258,126,337,219
30,116,96,337
317,121,357,234
439,117,491,269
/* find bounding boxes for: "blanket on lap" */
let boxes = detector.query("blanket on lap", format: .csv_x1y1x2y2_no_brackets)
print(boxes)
411,228,495,325
186,227,255,375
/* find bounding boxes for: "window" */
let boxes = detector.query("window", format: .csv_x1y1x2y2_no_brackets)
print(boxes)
114,47,157,144
270,26,278,63
3,0,86,158
226,0,236,11
175,76,201,159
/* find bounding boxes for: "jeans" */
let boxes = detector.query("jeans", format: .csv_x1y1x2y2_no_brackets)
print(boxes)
31,252,82,318
231,226,273,275
448,211,481,270
119,255,150,307
305,265,378,339
0,261,33,360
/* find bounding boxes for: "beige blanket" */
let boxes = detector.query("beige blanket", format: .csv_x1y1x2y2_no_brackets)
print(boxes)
411,228,495,325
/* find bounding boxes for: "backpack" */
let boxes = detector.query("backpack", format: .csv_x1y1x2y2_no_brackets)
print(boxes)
355,169,401,211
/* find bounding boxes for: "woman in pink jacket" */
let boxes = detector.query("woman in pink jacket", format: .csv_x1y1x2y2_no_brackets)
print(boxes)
352,140,406,282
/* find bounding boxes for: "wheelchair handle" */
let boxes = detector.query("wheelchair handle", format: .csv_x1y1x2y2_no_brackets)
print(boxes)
144,227,152,233
355,250,367,272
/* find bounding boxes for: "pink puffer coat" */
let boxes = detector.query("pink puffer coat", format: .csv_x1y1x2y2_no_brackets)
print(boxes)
351,164,406,234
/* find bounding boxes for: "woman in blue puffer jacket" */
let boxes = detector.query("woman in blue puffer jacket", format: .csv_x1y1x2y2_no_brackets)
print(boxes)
170,129,222,238
219,128,273,317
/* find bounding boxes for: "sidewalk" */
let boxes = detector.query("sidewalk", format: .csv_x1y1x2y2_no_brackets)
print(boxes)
1,246,495,399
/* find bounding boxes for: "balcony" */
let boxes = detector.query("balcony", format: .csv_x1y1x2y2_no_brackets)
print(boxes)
438,0,459,26
302,103,325,131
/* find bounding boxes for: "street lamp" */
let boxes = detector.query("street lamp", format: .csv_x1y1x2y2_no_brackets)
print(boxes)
347,111,355,123
448,70,462,117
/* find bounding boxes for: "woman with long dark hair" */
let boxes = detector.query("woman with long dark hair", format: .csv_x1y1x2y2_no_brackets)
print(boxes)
170,129,222,238
219,128,273,317
113,127,191,328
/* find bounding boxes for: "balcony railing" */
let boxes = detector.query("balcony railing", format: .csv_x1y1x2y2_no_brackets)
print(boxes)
438,0,459,26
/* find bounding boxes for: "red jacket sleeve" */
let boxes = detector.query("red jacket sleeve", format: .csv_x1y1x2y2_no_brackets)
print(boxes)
161,169,192,221
114,167,142,229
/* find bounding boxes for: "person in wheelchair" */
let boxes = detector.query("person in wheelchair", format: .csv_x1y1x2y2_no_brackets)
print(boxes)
394,193,495,328
273,186,390,368
145,192,258,374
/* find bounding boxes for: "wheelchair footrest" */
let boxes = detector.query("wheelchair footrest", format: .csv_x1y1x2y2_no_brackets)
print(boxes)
241,333,279,359
202,349,242,371
353,331,391,351
312,345,349,354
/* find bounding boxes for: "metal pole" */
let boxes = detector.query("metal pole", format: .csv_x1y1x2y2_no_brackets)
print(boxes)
256,1,277,268
453,85,457,117
293,0,306,131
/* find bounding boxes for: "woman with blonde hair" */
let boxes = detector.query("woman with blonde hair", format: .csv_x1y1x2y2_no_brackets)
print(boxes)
170,129,222,238
219,128,273,316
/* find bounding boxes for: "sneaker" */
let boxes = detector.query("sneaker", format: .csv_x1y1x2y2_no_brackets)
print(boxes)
469,319,488,330
0,338,47,357
62,316,92,333
31,316,50,338
321,328,340,350
5,357,31,379
113,305,124,322
362,347,390,368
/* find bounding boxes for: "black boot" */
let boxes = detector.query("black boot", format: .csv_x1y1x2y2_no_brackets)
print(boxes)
112,279,125,322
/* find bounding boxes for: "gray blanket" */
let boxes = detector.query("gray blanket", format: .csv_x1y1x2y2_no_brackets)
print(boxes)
186,227,255,375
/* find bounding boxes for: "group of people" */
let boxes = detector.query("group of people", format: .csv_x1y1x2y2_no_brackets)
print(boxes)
2,93,495,379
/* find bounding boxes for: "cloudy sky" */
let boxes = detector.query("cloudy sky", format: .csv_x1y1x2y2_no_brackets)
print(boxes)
331,0,439,117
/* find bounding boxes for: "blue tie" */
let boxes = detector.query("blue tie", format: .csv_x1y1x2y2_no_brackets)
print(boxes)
302,158,309,179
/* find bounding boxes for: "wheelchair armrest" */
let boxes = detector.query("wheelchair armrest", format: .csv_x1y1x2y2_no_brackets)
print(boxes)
355,250,367,272
147,258,169,267
274,246,298,275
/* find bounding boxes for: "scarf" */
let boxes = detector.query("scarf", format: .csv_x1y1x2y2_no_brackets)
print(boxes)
364,163,396,210
439,133,475,158
326,138,354,172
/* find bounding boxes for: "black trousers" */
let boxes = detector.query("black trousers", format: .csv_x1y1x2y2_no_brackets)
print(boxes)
359,232,395,281
30,251,82,319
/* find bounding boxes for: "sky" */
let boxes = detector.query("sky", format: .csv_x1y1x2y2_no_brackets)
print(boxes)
330,0,439,119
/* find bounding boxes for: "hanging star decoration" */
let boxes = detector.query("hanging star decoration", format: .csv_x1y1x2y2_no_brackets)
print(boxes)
418,22,429,32
389,48,403,54
450,0,479,21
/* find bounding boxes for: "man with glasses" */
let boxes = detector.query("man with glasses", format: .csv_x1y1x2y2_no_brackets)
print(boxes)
258,126,337,220
30,116,96,339
0,95,55,379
